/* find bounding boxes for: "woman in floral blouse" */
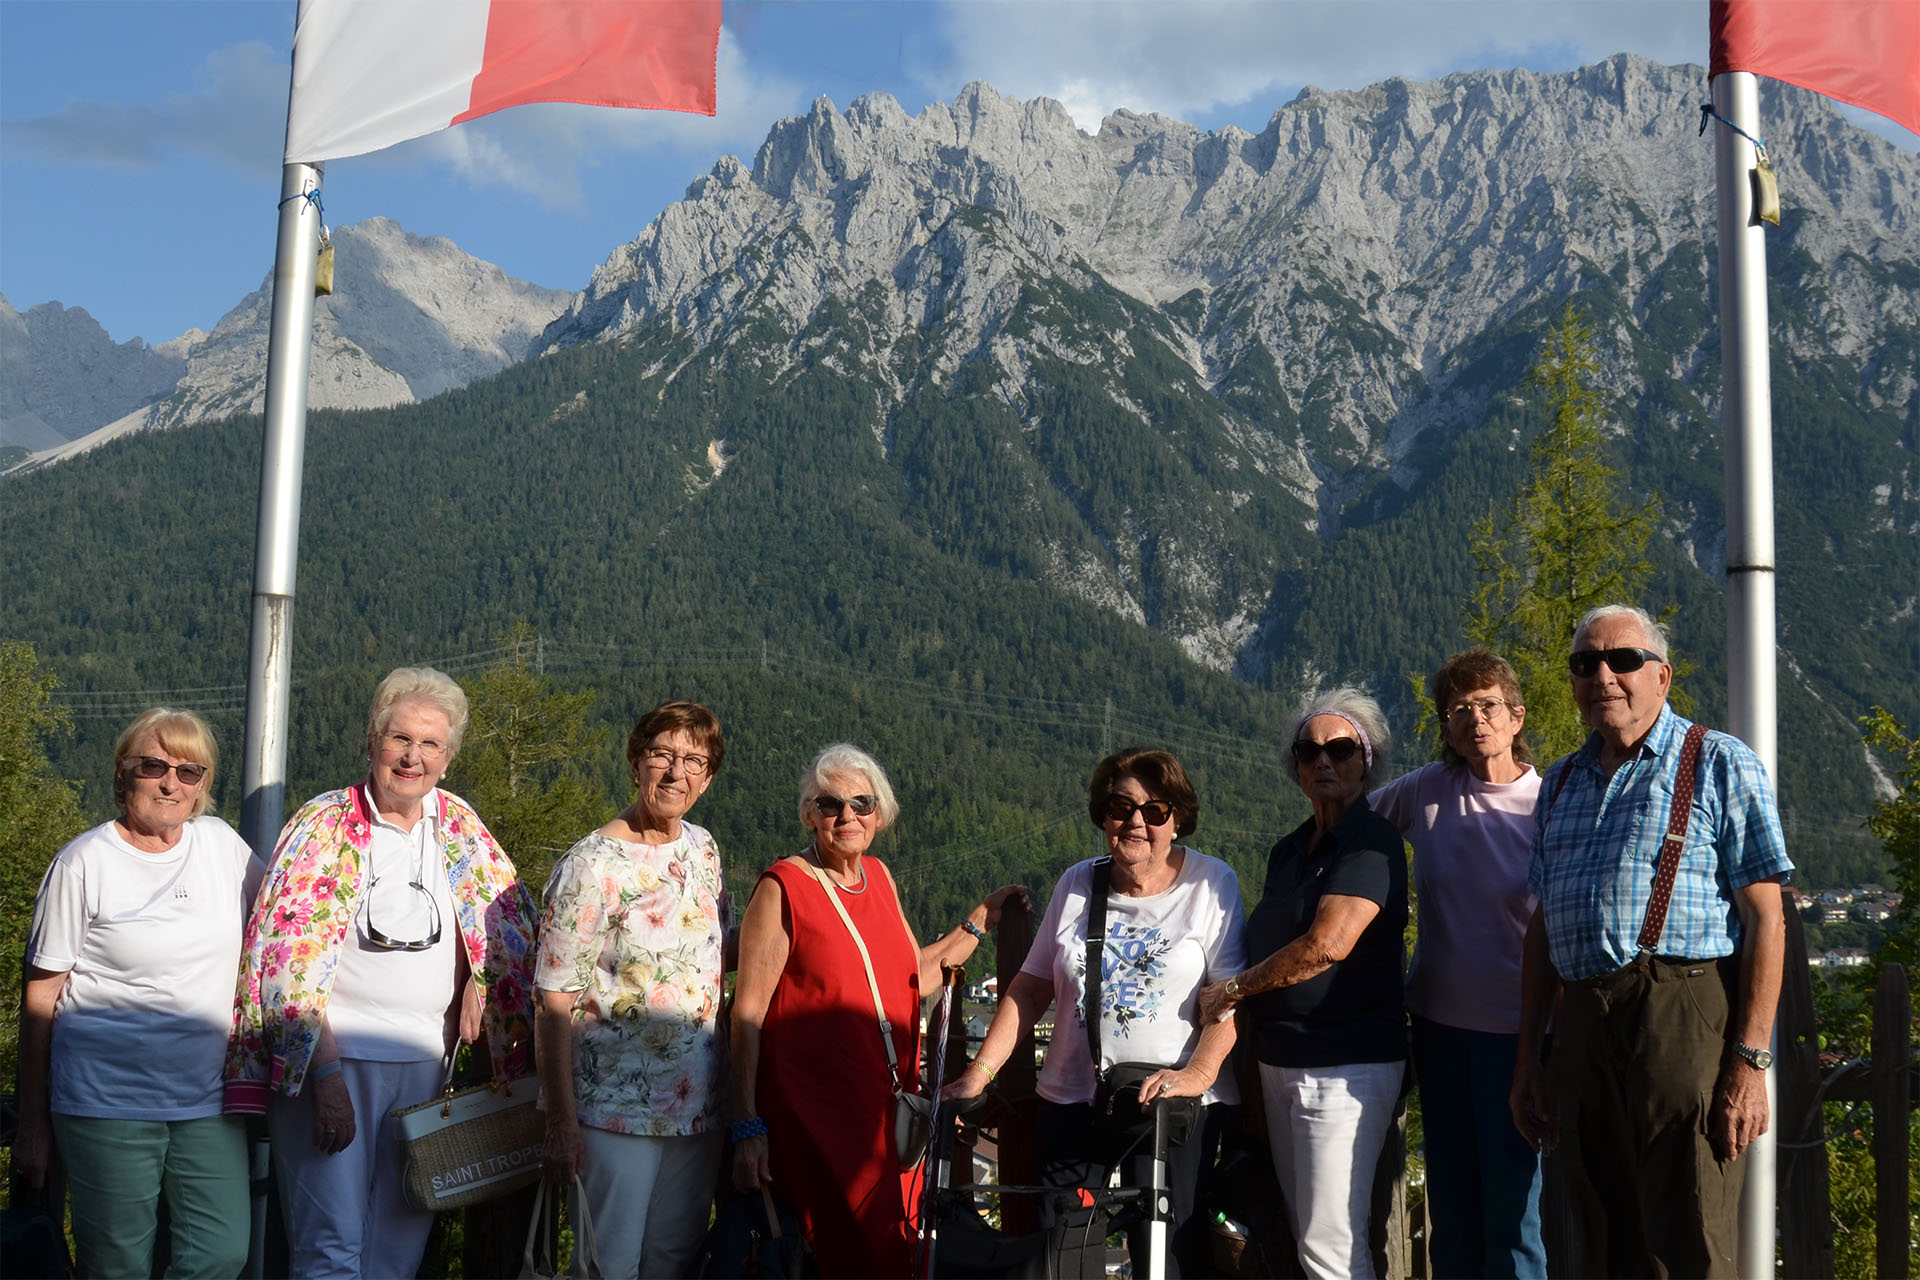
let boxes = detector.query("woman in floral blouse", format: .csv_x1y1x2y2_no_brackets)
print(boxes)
226,666,539,1279
535,700,731,1280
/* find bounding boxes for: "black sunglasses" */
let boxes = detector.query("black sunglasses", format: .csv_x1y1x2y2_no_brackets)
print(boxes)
812,794,879,818
1291,738,1362,766
128,756,209,786
1100,795,1175,827
364,878,443,952
1568,647,1665,678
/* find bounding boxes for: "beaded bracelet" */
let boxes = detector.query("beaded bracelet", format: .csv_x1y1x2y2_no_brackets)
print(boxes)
730,1115,768,1142
310,1059,344,1083
961,919,987,942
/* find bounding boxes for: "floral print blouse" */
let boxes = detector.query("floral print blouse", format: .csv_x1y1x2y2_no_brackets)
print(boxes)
535,823,729,1136
224,785,538,1112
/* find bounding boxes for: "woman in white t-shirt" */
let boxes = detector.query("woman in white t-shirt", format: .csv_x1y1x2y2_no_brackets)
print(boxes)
1367,649,1545,1280
947,747,1246,1278
16,707,261,1280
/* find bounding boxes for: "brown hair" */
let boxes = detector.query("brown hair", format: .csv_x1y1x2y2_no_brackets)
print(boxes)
626,701,725,777
1087,747,1200,839
112,707,219,819
1429,648,1534,767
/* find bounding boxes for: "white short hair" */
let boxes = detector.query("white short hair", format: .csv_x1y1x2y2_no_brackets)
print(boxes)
1573,605,1669,660
366,666,470,756
1292,685,1393,788
798,743,901,828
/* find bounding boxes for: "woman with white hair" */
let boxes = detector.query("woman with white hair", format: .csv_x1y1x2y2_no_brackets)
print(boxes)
16,708,259,1279
226,666,539,1279
728,743,1024,1277
1199,687,1410,1280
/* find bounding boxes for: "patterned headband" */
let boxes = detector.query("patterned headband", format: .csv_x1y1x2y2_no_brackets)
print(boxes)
1293,708,1373,773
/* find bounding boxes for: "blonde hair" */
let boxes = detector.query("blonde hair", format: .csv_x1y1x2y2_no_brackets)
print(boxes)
112,707,218,819
366,667,469,757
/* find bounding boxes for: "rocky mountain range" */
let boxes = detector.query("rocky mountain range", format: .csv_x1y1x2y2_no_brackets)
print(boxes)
536,53,1916,673
0,296,192,453
6,217,569,466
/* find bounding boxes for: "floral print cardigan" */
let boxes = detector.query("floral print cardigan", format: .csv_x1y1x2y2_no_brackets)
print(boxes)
224,784,538,1112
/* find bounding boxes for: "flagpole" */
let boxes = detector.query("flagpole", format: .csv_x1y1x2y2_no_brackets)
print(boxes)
239,157,321,1279
1710,68,1777,1279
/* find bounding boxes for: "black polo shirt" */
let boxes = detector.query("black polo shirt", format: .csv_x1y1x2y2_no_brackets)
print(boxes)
1243,797,1408,1067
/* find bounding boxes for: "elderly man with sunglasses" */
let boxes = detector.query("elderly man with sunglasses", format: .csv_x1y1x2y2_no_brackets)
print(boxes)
1510,604,1791,1279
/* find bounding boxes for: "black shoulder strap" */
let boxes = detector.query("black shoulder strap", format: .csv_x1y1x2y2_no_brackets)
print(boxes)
1084,858,1111,1078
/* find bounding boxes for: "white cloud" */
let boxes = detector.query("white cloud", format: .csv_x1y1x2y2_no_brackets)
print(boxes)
1,40,287,172
931,0,1705,130
345,25,807,207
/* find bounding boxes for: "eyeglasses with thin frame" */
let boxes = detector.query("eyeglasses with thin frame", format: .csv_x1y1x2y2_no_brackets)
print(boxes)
1568,647,1665,679
127,756,209,786
378,731,450,761
1292,738,1363,766
1446,698,1512,723
1100,795,1175,828
642,747,712,777
812,794,879,818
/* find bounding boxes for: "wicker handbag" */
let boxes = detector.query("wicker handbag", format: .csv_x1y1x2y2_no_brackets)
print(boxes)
391,1068,544,1212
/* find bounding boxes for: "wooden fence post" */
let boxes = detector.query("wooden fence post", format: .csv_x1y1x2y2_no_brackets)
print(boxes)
1776,888,1834,1278
1870,962,1911,1280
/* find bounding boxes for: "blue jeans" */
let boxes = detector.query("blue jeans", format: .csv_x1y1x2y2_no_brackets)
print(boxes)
1411,1017,1546,1280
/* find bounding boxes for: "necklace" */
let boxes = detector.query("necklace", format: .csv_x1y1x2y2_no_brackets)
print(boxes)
805,846,868,894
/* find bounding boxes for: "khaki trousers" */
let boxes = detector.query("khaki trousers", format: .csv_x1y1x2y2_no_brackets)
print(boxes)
1551,955,1745,1280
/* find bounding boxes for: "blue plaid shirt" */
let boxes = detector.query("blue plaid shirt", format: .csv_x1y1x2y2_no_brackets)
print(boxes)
1530,705,1793,981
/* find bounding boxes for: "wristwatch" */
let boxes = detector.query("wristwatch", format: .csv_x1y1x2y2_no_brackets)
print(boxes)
1732,1042,1775,1070
1225,976,1243,1001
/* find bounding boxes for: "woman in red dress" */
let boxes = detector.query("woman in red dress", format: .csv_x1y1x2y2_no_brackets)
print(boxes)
730,743,1025,1277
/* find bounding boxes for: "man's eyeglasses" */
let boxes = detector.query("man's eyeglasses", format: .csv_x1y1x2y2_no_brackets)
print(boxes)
379,732,450,761
643,747,712,776
127,756,209,786
1446,698,1511,723
364,876,443,951
812,794,879,818
1568,647,1665,679
1100,795,1175,827
1292,738,1363,766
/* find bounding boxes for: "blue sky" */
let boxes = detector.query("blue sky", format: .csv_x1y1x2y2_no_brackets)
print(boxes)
3,0,1912,348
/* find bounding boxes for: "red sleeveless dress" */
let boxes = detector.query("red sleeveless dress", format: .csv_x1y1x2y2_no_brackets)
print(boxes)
758,856,921,1278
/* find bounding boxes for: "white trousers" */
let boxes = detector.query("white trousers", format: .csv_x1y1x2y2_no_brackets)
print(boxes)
569,1125,724,1280
1260,1059,1406,1280
269,1056,444,1280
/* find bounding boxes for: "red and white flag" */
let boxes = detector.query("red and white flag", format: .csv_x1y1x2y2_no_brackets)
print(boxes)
285,0,721,164
1710,0,1920,135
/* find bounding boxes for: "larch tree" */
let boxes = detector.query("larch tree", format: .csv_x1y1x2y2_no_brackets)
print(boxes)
1462,302,1665,764
453,624,610,893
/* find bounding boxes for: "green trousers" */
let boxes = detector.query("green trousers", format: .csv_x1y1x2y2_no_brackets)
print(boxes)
1551,955,1746,1280
52,1112,250,1280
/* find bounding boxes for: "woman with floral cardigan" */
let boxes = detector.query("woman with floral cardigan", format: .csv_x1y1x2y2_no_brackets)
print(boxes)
226,667,537,1279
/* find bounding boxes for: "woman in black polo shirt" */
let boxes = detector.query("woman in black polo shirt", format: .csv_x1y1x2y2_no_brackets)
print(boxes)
1198,686,1408,1280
